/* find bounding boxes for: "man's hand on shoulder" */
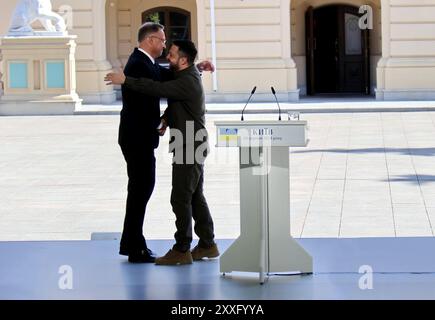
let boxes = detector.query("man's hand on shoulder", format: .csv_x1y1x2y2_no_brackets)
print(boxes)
105,70,126,85
197,60,215,73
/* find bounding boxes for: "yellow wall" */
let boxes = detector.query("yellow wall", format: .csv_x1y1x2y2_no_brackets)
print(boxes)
0,0,19,85
1,0,435,102
384,0,435,91
48,0,115,103
201,0,298,100
0,1,18,35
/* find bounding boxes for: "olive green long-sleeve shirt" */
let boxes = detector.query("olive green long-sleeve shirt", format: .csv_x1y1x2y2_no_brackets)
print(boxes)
124,65,209,164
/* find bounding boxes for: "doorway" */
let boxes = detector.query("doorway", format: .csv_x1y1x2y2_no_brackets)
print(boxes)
306,5,370,95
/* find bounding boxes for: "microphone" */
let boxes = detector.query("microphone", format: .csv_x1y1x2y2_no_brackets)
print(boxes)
271,87,282,121
241,86,257,121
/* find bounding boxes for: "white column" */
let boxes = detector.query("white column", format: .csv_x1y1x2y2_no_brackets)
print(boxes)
282,0,299,100
281,0,292,63
93,0,108,63
209,0,218,92
106,0,122,69
376,0,390,99
380,0,391,59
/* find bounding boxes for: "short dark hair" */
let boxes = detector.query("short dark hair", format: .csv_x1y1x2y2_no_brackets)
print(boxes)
172,40,198,65
138,22,164,42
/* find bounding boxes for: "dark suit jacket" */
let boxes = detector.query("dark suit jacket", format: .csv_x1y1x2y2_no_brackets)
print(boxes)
119,48,171,149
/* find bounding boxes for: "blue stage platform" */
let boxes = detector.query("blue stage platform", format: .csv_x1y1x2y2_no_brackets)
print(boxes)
0,238,434,300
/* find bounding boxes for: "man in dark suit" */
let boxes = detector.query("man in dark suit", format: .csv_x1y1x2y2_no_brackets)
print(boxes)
117,22,170,263
117,23,214,263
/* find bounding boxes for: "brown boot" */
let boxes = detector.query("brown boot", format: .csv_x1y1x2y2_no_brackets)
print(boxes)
155,249,193,265
191,243,220,261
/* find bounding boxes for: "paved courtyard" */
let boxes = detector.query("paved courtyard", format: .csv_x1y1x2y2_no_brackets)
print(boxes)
1,110,435,241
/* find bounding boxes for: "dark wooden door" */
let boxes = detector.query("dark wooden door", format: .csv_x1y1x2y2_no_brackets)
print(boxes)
306,5,370,95
337,6,370,94
305,6,315,95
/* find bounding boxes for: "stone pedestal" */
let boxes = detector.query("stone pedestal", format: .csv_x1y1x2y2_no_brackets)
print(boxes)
0,36,81,115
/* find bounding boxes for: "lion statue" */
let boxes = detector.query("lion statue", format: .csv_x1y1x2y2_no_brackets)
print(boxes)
8,0,67,35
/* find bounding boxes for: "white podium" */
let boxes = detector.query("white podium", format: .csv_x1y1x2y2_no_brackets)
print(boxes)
215,120,313,283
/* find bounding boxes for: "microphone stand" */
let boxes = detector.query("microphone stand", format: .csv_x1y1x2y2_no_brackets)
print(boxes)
271,87,282,121
241,86,257,121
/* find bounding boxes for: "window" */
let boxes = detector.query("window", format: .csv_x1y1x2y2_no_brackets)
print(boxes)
46,61,65,89
344,13,362,55
142,7,191,62
9,62,28,89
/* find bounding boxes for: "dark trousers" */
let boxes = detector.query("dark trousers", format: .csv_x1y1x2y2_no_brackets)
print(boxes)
171,163,215,252
119,144,156,254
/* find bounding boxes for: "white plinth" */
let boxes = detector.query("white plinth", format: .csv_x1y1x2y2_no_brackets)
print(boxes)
0,35,80,116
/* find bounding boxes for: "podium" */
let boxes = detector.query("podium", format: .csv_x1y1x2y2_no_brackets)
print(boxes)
215,120,313,283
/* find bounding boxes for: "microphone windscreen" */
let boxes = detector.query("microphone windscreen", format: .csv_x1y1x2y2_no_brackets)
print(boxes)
271,87,276,95
251,86,257,94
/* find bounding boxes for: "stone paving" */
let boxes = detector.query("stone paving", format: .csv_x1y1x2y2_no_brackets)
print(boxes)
1,110,435,241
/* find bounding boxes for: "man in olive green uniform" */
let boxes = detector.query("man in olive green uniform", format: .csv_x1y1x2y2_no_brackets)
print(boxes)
105,40,219,265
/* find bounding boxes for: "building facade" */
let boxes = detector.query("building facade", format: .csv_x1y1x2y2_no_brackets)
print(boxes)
1,0,434,103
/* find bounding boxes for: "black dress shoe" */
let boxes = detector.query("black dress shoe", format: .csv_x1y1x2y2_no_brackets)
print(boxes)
128,250,156,263
146,248,157,257
119,248,129,256
120,248,156,257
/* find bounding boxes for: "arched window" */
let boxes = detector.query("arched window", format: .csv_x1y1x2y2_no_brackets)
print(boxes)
142,7,191,62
